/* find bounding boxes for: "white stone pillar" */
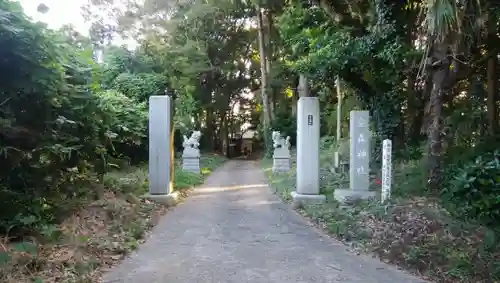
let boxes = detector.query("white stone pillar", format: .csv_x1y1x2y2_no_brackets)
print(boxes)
147,95,178,205
291,97,326,206
381,139,392,202
334,110,375,203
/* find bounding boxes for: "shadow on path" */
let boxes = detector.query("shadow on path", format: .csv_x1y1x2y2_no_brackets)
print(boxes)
102,160,428,283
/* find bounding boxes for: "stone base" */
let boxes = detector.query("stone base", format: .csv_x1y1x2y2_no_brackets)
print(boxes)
143,191,180,207
272,157,290,173
333,189,376,205
182,157,200,174
290,191,326,208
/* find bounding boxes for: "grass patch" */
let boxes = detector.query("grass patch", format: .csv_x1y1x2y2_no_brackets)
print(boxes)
262,150,500,283
0,153,226,283
261,157,295,202
174,153,226,192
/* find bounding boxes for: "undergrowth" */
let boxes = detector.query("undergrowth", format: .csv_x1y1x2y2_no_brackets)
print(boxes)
0,154,226,283
262,148,500,283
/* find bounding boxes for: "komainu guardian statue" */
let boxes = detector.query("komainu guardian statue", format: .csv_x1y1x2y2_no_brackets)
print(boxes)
271,131,291,173
272,131,290,149
182,130,201,173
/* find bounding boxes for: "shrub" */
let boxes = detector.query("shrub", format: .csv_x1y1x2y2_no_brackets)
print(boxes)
443,151,500,226
0,2,148,235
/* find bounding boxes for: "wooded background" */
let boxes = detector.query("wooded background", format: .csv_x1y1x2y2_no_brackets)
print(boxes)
1,0,500,281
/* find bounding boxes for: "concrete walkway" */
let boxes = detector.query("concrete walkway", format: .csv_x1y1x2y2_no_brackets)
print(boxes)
102,161,428,283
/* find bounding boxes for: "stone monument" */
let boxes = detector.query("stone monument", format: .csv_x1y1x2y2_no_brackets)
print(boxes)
291,95,326,207
147,95,178,205
381,139,392,202
272,131,291,173
182,130,202,173
334,110,375,203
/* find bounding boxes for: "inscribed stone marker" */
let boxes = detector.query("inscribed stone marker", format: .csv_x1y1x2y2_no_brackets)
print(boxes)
148,95,172,195
381,139,392,202
333,110,375,203
349,110,370,191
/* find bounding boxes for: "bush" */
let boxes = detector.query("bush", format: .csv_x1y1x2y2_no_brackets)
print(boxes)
111,72,166,103
0,2,148,235
270,110,296,146
96,90,148,164
443,151,500,226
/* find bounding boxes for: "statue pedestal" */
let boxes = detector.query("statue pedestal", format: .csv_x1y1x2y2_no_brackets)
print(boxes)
182,147,200,174
272,147,290,173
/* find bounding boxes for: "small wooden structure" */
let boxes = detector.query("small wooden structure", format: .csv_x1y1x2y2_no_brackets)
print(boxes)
241,129,255,156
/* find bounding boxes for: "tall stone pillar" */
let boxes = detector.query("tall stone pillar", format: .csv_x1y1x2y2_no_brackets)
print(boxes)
291,96,326,207
333,110,375,203
147,95,178,205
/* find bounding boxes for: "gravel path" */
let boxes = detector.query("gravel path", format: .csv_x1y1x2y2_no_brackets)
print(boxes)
102,160,428,283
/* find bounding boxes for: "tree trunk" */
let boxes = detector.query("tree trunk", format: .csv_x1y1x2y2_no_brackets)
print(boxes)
405,74,417,141
205,108,215,151
409,75,430,143
487,15,498,136
263,9,275,121
427,43,449,192
257,5,272,153
219,112,227,154
298,74,311,97
291,76,299,117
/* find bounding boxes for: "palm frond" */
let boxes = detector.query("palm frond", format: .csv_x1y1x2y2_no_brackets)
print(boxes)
423,0,461,42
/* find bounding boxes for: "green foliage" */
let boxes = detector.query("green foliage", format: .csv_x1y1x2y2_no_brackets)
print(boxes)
277,4,409,139
174,154,227,190
256,123,274,157
260,157,296,201
321,93,359,137
0,2,149,235
6,0,500,279
96,90,149,163
1,0,248,241
443,151,500,226
270,109,296,145
111,72,166,102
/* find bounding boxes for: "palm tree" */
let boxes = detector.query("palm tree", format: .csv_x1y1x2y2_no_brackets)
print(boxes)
313,0,489,191
419,0,484,191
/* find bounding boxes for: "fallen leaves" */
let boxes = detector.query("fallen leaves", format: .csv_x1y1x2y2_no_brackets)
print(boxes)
0,169,169,283
303,197,500,283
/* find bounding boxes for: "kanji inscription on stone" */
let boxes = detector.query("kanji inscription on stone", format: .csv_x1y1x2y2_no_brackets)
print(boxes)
349,111,370,191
